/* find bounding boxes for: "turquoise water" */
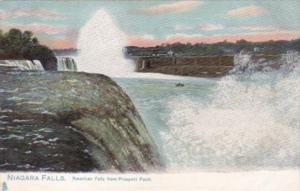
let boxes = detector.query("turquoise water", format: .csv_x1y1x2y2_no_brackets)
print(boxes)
115,77,216,150
114,66,300,170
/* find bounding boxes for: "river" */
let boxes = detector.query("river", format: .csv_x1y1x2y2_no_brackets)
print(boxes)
113,52,300,172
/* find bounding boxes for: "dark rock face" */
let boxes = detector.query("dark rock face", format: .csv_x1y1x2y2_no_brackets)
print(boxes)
22,45,58,71
40,57,57,71
132,55,280,77
0,71,161,172
133,56,234,77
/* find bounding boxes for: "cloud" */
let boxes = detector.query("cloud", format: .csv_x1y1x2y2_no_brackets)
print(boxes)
199,24,224,31
131,1,203,15
174,23,224,32
41,38,76,49
3,23,72,35
226,5,267,17
237,25,277,31
128,30,300,47
1,22,78,49
128,33,204,47
174,24,194,32
166,33,203,39
0,8,64,19
141,34,156,40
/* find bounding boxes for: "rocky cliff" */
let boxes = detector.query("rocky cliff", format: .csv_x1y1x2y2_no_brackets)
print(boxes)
0,69,161,172
133,55,280,77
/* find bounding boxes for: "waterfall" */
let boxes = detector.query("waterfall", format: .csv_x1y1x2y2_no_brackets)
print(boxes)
57,57,78,71
0,60,44,71
76,9,133,76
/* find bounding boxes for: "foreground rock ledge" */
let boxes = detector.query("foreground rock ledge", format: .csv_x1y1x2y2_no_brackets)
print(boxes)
0,71,162,172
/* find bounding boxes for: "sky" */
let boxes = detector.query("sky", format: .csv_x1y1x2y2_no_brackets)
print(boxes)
0,0,300,49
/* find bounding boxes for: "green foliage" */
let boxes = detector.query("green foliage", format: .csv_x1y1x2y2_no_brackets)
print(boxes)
0,28,57,70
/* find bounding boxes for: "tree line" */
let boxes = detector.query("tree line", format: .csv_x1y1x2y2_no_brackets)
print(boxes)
126,39,300,57
0,28,57,70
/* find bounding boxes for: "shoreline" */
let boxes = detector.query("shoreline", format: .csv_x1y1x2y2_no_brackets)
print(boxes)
130,54,280,77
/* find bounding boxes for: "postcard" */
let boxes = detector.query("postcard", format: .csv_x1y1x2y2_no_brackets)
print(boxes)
0,0,299,190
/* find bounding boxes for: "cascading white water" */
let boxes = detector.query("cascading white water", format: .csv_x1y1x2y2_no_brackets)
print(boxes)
160,52,300,170
0,60,44,71
76,10,133,76
57,57,77,71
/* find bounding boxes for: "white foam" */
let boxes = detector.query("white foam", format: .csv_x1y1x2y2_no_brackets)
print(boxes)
57,57,77,71
161,52,300,169
0,60,44,71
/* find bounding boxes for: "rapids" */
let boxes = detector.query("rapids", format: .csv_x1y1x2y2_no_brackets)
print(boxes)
115,51,300,171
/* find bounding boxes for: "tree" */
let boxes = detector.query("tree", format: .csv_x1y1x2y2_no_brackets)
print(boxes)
22,30,34,45
5,29,23,58
0,29,3,39
0,30,4,58
32,37,39,44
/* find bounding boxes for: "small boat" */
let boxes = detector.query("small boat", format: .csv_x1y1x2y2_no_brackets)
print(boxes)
176,83,184,87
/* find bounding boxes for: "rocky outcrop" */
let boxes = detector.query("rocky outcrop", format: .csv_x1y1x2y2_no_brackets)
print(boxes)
21,44,58,71
40,57,57,71
0,70,161,172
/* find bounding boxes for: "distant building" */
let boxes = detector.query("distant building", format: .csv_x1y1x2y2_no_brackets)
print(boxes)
254,47,261,52
167,50,175,56
222,48,234,54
